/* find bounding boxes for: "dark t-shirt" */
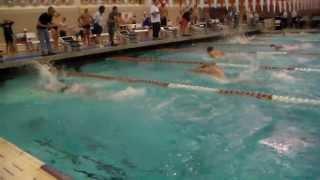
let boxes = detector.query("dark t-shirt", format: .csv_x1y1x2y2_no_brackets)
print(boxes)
37,12,52,29
107,11,118,27
182,11,191,22
0,22,14,37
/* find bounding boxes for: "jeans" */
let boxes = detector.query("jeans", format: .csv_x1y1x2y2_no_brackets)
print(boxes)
152,22,161,39
37,28,52,54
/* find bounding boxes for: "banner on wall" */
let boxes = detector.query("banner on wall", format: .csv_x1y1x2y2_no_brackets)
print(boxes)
260,0,264,11
214,0,217,7
288,0,292,12
236,0,239,11
225,0,229,9
273,0,276,12
267,0,270,11
245,0,249,10
252,0,256,11
283,0,287,12
278,0,282,12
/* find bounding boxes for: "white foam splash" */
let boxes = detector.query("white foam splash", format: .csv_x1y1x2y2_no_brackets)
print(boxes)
110,87,145,100
271,71,297,82
155,97,176,111
228,35,255,44
260,129,310,155
33,62,66,92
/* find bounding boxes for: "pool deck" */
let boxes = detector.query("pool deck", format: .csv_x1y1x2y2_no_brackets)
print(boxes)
0,27,260,70
0,137,71,180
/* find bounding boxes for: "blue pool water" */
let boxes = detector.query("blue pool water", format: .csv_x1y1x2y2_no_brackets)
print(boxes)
1,33,320,179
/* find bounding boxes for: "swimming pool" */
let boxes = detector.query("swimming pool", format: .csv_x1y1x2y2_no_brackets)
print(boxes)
1,33,320,179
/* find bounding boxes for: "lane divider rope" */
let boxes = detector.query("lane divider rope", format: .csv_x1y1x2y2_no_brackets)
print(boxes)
113,56,320,73
66,71,320,106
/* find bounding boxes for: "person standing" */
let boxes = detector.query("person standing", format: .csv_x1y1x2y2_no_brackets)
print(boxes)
78,8,93,46
150,0,161,39
52,12,62,50
107,6,119,46
93,5,106,46
159,0,168,27
181,7,192,36
37,6,56,56
0,20,16,55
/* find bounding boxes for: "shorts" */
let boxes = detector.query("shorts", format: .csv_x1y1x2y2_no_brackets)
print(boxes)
82,24,91,34
92,23,103,35
180,18,189,29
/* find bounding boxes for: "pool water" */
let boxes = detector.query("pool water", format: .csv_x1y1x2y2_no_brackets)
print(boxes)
1,33,320,180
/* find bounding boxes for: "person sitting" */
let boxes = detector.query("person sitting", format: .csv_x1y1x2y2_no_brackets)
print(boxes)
130,14,137,24
58,17,68,37
207,46,224,58
142,11,152,28
122,13,131,24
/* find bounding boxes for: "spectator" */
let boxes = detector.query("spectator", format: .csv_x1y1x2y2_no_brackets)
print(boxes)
0,20,16,55
292,10,297,28
52,12,62,50
22,28,32,52
59,17,68,37
92,5,106,46
159,0,168,27
78,8,93,46
181,7,192,36
130,14,137,24
107,6,119,46
282,11,288,28
122,13,131,24
150,0,161,39
37,6,56,56
142,11,152,28
192,4,199,25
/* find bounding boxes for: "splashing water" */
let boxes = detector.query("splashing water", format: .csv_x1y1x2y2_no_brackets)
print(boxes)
219,53,258,84
33,62,66,92
109,87,146,101
259,126,311,155
271,71,297,83
228,35,256,44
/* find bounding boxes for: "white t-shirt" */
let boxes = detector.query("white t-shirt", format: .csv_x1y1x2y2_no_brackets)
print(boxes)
150,4,161,23
94,12,106,27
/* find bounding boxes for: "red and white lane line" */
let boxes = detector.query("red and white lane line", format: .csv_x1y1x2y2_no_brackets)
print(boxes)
67,72,320,106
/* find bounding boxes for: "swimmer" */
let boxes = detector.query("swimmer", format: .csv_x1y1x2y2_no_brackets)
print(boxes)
194,63,225,79
207,46,225,58
40,64,91,94
270,44,300,51
193,47,225,79
270,44,283,51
